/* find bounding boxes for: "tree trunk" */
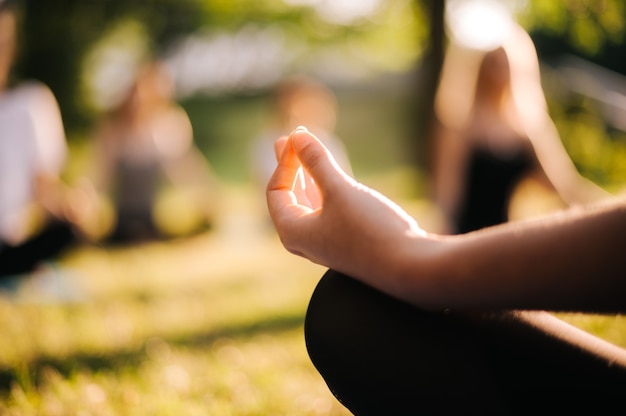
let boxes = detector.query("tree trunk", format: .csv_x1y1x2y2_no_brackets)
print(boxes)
408,0,446,172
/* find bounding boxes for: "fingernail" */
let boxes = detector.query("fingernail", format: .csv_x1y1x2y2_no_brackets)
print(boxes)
293,125,309,134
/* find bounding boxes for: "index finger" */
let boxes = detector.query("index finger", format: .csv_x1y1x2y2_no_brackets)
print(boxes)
273,135,288,162
267,136,299,193
267,136,306,221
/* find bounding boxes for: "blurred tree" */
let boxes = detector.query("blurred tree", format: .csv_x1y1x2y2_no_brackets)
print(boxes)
518,0,626,75
11,0,624,169
12,0,426,141
517,0,626,189
13,0,207,137
407,0,445,170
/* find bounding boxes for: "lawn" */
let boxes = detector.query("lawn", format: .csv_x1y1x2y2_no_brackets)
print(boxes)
2,180,626,415
0,183,354,415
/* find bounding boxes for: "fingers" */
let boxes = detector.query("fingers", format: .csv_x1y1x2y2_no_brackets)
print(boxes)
290,128,348,193
273,135,288,161
284,128,322,208
268,135,298,194
267,130,318,218
303,169,322,209
273,133,311,204
267,126,340,223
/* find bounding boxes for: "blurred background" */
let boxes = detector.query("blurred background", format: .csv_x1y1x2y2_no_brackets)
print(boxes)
15,0,626,186
1,0,625,414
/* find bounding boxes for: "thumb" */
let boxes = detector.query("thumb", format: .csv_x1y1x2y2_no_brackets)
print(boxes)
290,127,349,189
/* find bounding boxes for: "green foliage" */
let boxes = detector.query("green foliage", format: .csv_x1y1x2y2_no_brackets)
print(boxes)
519,0,625,55
14,0,208,132
551,99,626,191
9,0,626,136
12,0,425,138
9,0,626,188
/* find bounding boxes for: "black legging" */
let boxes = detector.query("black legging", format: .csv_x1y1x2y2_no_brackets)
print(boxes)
0,220,76,278
305,269,626,416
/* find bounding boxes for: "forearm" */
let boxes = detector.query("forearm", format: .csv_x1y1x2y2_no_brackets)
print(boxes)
267,128,626,314
531,120,611,205
398,198,626,313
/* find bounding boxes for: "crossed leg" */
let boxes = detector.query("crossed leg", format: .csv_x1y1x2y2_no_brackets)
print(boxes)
305,269,626,415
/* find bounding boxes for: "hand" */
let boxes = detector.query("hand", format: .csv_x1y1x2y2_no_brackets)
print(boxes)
266,127,426,284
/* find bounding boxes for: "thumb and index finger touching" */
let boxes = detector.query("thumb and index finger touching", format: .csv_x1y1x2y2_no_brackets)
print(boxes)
267,126,342,196
266,127,352,259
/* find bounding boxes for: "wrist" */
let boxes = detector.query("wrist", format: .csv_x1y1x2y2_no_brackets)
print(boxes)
380,231,453,310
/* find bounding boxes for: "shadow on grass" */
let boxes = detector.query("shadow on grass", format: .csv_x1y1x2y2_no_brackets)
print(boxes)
0,311,305,392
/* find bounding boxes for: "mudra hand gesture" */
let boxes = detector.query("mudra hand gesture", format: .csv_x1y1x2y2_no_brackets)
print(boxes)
266,127,431,303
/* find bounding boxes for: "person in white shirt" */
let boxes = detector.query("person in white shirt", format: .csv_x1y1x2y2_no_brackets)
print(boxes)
0,1,81,279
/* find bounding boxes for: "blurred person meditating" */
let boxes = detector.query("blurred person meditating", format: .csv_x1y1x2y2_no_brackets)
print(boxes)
430,22,609,234
90,60,220,245
0,0,87,281
250,75,352,189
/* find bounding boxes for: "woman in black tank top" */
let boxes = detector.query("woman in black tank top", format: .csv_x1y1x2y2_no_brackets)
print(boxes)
456,144,536,233
431,39,608,235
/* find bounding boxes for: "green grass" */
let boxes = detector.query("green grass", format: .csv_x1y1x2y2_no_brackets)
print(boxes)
2,182,626,415
2,179,626,415
0,184,353,415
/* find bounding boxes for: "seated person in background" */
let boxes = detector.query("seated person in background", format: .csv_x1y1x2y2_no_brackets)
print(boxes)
0,0,87,280
90,61,220,244
250,75,352,189
430,22,609,234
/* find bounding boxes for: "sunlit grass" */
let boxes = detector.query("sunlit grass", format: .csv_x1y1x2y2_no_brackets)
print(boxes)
1,177,625,415
0,184,351,415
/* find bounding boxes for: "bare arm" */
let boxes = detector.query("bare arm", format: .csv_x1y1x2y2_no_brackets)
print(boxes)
526,116,611,205
507,24,611,205
429,120,468,233
267,128,626,313
415,200,626,313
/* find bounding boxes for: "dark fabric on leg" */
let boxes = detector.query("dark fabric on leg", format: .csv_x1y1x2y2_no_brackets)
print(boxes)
305,269,626,416
0,220,76,278
305,269,507,415
472,309,626,415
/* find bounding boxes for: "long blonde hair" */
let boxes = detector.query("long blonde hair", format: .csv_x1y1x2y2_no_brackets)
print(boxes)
434,23,547,132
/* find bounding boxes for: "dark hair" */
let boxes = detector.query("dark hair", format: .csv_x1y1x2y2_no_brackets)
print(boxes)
0,0,23,27
0,0,23,87
0,0,19,13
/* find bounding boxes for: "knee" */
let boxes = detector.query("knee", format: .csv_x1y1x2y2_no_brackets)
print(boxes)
304,269,356,373
303,270,507,414
304,268,421,372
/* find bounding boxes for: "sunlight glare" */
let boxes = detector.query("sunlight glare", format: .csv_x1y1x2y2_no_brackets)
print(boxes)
446,0,514,51
81,19,151,111
284,0,383,25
